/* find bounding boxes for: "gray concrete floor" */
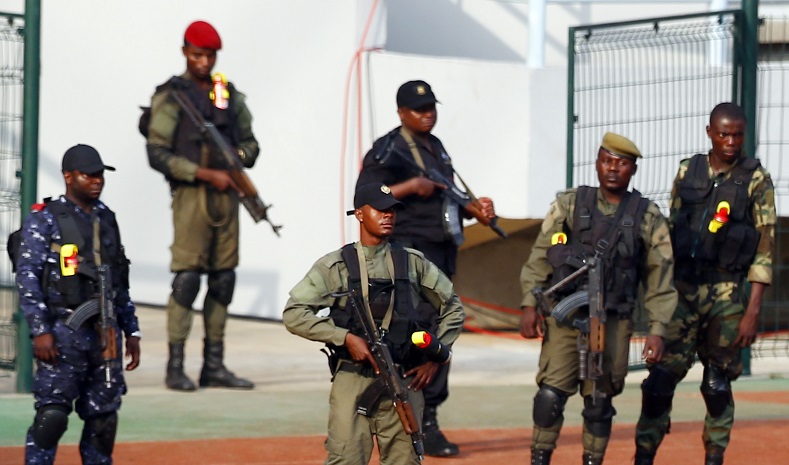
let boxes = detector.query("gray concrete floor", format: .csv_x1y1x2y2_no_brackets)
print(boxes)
1,305,788,447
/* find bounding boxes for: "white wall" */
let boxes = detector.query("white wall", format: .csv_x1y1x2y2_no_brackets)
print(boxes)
4,0,786,319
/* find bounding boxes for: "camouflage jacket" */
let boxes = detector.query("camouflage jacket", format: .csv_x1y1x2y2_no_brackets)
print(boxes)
669,153,775,285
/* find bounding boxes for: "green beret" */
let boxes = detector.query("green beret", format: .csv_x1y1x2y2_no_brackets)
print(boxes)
600,132,641,160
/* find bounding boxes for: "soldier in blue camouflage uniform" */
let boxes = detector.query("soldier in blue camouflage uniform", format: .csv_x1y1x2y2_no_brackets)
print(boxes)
15,144,141,465
634,103,776,465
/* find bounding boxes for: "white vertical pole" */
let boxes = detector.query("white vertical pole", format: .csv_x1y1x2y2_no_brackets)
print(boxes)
529,0,547,68
709,0,729,67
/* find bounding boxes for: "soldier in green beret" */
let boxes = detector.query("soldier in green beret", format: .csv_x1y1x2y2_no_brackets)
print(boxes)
520,132,677,465
634,103,776,465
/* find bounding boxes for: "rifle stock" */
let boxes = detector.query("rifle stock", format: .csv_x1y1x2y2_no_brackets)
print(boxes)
170,86,282,236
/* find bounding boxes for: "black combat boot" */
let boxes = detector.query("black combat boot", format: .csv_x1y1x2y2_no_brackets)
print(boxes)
165,343,197,391
705,452,724,465
634,448,655,465
422,405,459,457
531,447,553,465
199,340,254,389
582,452,603,465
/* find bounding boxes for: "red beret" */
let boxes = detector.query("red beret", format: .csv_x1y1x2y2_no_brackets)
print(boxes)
184,20,222,50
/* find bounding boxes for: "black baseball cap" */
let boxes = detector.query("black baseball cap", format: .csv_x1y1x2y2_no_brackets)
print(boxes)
62,144,116,173
396,80,439,109
346,183,404,215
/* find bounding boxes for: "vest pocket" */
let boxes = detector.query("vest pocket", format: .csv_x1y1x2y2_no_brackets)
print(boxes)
716,223,759,270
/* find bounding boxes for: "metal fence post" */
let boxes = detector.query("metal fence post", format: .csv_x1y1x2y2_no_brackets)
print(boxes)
16,0,41,394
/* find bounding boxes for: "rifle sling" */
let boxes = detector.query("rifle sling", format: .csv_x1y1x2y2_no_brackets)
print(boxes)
400,128,477,200
92,208,102,267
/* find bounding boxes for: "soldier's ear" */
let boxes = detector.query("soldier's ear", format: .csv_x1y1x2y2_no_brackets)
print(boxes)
354,208,363,222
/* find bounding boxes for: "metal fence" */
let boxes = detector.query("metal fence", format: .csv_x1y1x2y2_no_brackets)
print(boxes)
568,10,789,366
0,14,24,371
754,16,789,359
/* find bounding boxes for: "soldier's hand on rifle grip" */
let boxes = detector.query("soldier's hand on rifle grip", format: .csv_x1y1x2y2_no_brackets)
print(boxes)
195,168,242,194
33,333,59,364
408,176,444,198
405,361,439,391
477,196,496,219
519,306,544,339
344,332,380,374
125,335,141,371
642,335,664,363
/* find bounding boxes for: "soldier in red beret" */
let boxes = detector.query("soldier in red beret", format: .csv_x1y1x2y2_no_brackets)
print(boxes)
142,20,260,392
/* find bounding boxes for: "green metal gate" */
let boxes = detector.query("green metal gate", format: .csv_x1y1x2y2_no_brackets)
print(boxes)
0,13,25,372
567,7,789,366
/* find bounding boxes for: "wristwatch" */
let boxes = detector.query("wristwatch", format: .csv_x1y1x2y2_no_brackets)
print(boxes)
130,331,142,339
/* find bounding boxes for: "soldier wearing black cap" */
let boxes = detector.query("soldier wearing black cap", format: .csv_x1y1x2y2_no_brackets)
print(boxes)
283,182,465,464
356,80,496,456
143,20,260,391
519,132,677,465
15,144,141,465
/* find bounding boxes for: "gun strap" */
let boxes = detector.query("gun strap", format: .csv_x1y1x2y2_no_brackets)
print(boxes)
352,242,396,335
91,208,102,267
400,127,478,201
399,128,427,171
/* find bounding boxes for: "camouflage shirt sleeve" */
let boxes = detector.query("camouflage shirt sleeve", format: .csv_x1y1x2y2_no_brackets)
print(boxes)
640,202,678,337
520,190,576,308
747,165,775,285
15,209,57,337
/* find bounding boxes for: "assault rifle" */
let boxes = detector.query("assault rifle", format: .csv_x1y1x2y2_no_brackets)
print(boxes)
333,289,425,461
532,252,606,400
374,129,507,240
65,263,117,388
169,86,282,236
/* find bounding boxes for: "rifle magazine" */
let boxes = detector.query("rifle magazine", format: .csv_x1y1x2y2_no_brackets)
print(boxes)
64,299,100,331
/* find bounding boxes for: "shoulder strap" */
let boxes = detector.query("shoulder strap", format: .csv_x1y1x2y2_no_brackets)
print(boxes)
390,243,409,282
340,243,360,289
616,189,649,257
731,157,760,184
47,201,85,251
685,153,709,189
573,186,596,233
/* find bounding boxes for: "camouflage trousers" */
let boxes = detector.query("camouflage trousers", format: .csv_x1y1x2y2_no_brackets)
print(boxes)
635,279,745,454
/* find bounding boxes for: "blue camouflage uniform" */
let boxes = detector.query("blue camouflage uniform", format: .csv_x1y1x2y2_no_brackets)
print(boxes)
16,195,139,465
